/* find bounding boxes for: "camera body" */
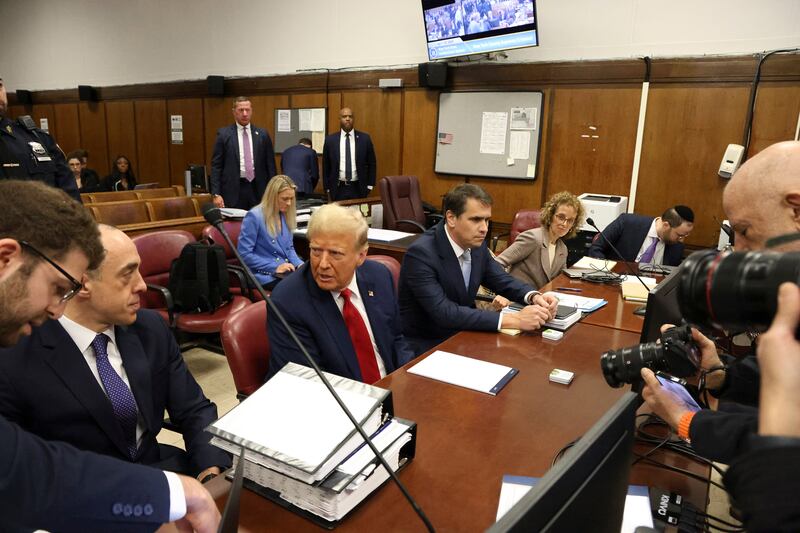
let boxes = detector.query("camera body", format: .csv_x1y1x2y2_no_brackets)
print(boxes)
600,324,700,388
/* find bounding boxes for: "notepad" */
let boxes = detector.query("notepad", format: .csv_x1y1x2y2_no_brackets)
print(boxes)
620,275,657,302
407,351,518,395
572,256,617,271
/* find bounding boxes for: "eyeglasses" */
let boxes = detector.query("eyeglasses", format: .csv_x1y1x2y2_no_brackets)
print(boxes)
554,213,576,226
19,241,83,304
673,231,690,241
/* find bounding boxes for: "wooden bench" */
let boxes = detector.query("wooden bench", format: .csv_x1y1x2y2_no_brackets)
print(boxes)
86,194,212,238
80,185,186,204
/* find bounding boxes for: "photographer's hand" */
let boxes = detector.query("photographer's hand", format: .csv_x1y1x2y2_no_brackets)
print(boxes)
757,282,800,438
660,323,725,389
640,368,691,431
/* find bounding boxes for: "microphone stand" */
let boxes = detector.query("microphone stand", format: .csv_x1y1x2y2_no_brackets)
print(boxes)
202,204,435,533
586,217,653,316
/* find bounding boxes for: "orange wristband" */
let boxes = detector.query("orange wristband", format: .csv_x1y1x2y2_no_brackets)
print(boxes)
677,411,696,441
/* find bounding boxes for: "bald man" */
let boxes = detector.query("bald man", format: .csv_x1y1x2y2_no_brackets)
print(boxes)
640,141,800,463
322,107,376,200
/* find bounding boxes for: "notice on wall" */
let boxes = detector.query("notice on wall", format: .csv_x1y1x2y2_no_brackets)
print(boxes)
39,118,49,133
299,109,312,131
510,107,536,130
311,109,325,131
479,112,508,155
509,131,531,160
277,109,292,132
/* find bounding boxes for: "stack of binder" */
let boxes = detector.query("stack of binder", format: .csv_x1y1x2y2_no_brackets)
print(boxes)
207,363,417,527
543,305,582,331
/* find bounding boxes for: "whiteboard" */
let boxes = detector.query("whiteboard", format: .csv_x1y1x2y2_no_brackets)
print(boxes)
435,91,543,180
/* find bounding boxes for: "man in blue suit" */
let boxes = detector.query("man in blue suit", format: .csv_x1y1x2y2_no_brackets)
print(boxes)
0,181,218,532
587,205,694,266
210,96,277,210
281,137,319,197
398,184,559,355
0,225,231,480
267,204,413,382
322,107,377,201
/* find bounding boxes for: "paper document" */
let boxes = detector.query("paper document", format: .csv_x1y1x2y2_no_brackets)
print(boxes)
480,112,508,155
277,109,291,132
572,256,617,271
299,109,312,131
543,291,607,312
407,351,517,395
509,131,531,160
510,107,537,130
219,208,248,219
367,228,415,242
621,275,657,302
311,109,326,131
337,419,412,476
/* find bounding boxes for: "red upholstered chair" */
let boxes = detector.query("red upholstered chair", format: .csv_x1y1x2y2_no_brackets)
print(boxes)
132,230,251,342
366,255,401,293
492,209,542,251
220,301,269,400
379,175,441,233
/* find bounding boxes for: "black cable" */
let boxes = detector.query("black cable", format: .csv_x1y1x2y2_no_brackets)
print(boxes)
633,454,727,491
551,439,578,466
699,511,743,529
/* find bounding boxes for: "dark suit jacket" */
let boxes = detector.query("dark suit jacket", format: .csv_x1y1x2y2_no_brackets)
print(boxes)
398,222,534,355
689,402,757,464
79,168,102,193
587,213,684,266
281,143,319,194
210,123,277,207
322,130,376,198
0,309,230,477
266,260,414,381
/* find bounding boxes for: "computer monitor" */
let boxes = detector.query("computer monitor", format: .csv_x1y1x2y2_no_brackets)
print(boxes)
186,164,208,194
487,392,640,533
639,267,683,343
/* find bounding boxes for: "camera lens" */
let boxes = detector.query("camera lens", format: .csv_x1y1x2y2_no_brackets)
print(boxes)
600,342,662,388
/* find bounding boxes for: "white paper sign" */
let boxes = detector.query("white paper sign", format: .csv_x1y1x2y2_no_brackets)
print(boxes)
509,130,531,160
479,112,508,155
277,109,292,132
299,109,312,131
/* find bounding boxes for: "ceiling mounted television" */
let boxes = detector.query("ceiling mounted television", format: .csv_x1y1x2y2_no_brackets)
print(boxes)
422,0,538,60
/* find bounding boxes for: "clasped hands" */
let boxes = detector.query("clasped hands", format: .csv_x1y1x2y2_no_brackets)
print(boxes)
494,292,559,332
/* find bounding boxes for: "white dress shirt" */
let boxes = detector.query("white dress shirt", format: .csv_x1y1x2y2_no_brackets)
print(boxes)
635,218,666,265
338,129,358,182
237,123,253,178
330,275,387,379
58,315,186,521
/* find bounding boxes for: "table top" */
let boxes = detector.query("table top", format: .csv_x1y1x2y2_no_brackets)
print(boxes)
209,323,709,532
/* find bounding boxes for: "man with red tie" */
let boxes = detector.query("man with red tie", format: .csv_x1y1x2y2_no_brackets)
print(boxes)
266,204,414,383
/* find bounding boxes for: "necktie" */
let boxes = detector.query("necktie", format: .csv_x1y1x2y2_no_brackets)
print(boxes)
345,133,353,181
242,126,255,182
340,288,381,384
461,249,472,289
91,334,139,459
639,237,659,264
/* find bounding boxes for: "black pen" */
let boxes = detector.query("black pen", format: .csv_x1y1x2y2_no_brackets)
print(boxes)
556,287,582,293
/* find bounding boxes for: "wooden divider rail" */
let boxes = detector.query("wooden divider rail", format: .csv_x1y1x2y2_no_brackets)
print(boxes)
80,185,186,204
86,194,212,238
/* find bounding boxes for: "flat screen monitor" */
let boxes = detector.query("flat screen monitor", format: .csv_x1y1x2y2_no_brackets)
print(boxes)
487,392,639,533
422,0,538,60
639,267,683,343
187,164,208,194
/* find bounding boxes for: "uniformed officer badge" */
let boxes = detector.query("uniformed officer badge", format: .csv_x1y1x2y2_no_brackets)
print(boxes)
28,141,52,161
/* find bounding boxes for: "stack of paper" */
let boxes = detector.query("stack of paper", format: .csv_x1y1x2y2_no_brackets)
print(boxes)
572,256,617,271
543,305,582,331
366,228,415,242
544,291,607,313
407,351,518,395
620,275,657,303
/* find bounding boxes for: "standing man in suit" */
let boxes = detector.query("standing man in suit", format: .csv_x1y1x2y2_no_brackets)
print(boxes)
322,107,376,201
587,205,694,266
398,184,559,355
210,96,277,210
267,204,414,382
0,225,232,480
0,180,218,532
281,137,319,198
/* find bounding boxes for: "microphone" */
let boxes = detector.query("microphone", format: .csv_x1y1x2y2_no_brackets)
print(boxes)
201,204,435,533
586,217,653,308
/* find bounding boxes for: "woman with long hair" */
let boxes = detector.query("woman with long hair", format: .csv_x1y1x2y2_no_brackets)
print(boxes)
237,175,304,290
102,155,137,191
495,191,585,289
67,155,100,193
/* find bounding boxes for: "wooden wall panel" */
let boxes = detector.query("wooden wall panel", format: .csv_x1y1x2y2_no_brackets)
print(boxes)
289,92,327,108
105,101,137,177
78,102,109,175
52,104,81,157
544,86,641,200
327,93,343,133
341,90,403,198
203,97,229,170
134,100,170,187
636,84,750,247
167,98,205,187
748,83,800,156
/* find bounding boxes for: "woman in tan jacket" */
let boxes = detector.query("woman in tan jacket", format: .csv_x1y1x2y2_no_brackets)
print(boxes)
496,191,584,290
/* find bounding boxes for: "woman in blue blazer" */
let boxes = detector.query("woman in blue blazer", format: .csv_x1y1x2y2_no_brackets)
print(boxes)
238,175,304,290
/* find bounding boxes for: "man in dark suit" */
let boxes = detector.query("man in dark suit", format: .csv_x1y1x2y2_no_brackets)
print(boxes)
587,205,694,266
0,181,219,532
322,107,376,201
0,225,231,479
398,184,558,355
210,96,277,210
267,204,413,382
281,137,319,198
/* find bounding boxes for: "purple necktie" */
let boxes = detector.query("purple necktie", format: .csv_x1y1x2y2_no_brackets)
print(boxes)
639,236,659,264
91,334,139,459
242,126,255,182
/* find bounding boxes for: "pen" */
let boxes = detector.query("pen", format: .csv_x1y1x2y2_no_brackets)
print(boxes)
556,287,582,293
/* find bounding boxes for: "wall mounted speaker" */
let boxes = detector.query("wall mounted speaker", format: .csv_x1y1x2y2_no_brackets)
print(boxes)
418,63,447,89
78,85,98,101
207,75,225,96
15,90,33,105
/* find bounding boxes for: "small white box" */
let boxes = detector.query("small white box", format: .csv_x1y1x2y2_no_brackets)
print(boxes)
542,329,564,341
549,368,574,385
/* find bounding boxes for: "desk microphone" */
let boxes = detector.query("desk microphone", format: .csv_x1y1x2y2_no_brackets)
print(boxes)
201,204,435,533
585,217,652,301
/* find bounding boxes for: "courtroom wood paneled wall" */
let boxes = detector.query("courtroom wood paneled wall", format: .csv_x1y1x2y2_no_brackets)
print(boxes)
7,55,800,247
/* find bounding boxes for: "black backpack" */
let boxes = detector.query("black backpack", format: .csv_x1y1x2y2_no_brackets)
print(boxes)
168,242,231,312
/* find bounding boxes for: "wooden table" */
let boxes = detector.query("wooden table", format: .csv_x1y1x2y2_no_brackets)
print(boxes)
209,324,709,531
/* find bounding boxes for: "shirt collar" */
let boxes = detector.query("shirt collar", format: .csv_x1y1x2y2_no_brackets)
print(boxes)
647,218,661,241
237,123,249,133
340,129,354,138
58,314,116,354
331,271,361,302
444,224,467,258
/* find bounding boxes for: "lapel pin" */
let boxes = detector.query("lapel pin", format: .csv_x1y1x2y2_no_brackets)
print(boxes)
368,290,374,297
5,125,11,134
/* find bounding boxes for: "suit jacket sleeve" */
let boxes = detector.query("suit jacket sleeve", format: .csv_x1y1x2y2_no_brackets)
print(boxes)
0,414,170,531
495,229,541,269
210,129,225,196
322,137,333,193
587,216,624,259
479,248,535,303
309,150,320,191
689,403,758,464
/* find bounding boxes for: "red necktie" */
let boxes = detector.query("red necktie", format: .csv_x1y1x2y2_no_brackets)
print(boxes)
340,288,381,384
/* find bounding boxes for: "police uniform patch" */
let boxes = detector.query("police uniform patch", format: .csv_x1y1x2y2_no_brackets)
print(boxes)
28,141,52,162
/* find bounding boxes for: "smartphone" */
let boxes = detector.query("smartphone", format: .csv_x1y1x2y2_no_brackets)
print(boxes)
655,372,701,413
